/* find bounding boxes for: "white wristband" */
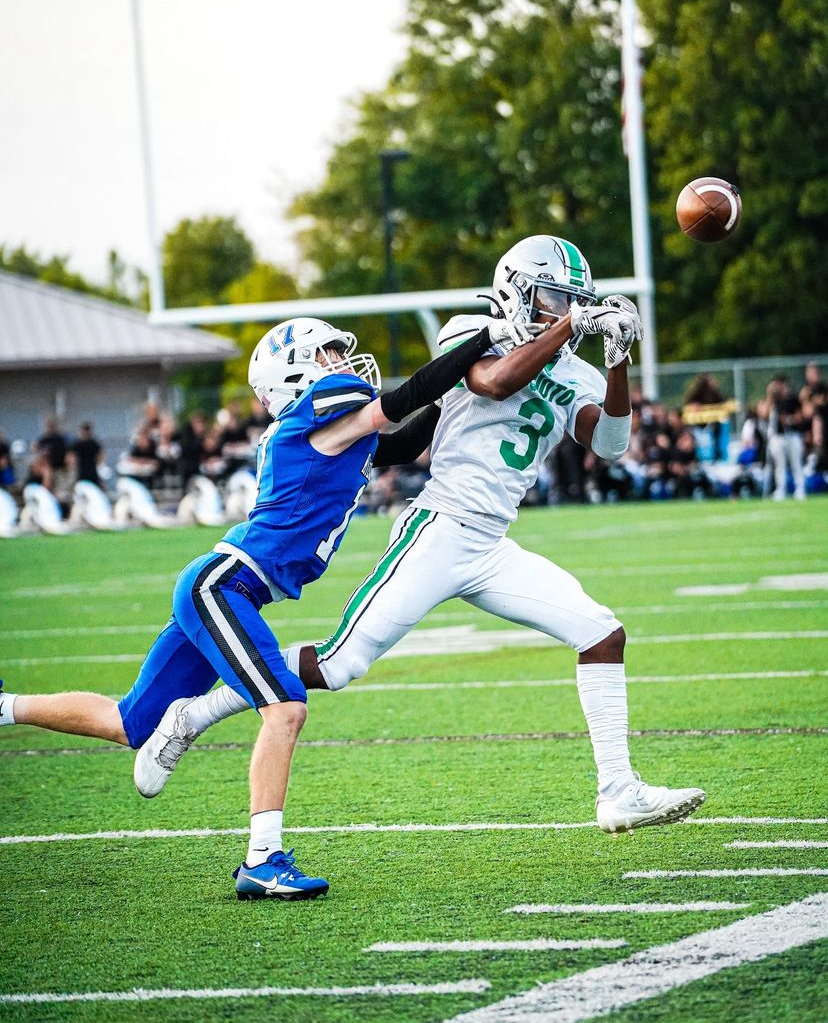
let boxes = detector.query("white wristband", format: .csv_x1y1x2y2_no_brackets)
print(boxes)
592,409,632,461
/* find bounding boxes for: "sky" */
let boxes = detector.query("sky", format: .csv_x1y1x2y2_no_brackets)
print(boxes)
0,0,409,285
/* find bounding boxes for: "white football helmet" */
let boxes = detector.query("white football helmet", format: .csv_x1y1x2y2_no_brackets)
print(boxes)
249,317,381,418
491,235,596,353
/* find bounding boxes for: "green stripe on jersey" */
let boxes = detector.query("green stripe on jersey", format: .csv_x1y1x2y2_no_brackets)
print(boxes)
315,508,431,658
558,238,585,288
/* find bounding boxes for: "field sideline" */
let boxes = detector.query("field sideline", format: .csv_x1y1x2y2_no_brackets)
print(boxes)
1,498,826,1023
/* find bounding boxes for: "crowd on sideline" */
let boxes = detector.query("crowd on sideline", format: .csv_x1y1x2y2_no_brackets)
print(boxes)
1,365,825,519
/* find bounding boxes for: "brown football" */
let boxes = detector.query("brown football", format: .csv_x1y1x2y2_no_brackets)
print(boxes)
676,177,742,242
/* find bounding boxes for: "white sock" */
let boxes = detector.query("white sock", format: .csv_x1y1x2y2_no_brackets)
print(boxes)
0,690,17,725
184,686,249,735
283,645,301,678
576,663,634,795
247,810,283,866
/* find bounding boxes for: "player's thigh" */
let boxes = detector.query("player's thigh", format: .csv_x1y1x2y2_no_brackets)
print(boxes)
464,538,621,653
177,556,306,711
315,507,455,685
118,617,218,749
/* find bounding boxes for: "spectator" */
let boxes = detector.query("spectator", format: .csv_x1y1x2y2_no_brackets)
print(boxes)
805,384,828,482
155,413,183,482
738,402,768,467
766,374,806,500
178,410,208,484
199,426,228,481
118,425,161,483
25,451,56,493
669,428,712,499
69,422,105,488
643,429,673,499
35,416,69,471
0,429,14,488
683,373,729,461
799,362,826,408
34,417,72,504
684,373,725,407
138,401,163,443
217,403,254,472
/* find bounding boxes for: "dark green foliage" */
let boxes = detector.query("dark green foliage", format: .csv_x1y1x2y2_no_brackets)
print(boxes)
0,243,144,306
632,0,828,358
162,215,256,309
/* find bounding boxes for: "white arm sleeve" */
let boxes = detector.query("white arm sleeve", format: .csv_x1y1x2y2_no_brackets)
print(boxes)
591,409,632,461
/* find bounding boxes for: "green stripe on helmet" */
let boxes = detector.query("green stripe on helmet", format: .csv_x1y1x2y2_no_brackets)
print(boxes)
558,239,586,287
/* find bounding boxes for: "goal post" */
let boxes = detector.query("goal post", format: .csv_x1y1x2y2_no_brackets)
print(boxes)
148,277,651,359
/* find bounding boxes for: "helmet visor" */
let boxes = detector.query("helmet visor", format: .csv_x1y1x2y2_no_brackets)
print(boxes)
533,286,591,322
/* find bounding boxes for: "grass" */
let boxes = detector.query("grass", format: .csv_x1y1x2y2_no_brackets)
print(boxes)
1,497,826,1022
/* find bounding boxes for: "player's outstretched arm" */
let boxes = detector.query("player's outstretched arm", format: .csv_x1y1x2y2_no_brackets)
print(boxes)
466,315,575,400
310,328,497,455
574,360,632,458
373,404,441,467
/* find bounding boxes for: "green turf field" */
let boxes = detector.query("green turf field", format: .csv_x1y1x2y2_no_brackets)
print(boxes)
1,498,826,1022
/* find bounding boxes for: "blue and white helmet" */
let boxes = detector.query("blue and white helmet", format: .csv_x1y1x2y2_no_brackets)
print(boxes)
249,317,381,418
491,235,596,352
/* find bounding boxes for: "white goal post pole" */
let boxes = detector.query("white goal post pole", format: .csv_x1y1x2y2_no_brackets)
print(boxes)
130,0,166,316
148,277,648,356
621,0,658,398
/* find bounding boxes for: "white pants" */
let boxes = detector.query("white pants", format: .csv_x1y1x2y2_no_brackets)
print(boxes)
316,507,622,691
768,433,805,499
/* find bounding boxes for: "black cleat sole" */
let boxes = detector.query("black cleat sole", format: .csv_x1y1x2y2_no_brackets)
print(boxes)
237,886,329,901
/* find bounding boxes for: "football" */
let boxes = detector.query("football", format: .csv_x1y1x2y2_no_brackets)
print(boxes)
676,176,742,243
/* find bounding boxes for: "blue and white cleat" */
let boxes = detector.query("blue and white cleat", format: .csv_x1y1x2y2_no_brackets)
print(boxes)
233,849,329,901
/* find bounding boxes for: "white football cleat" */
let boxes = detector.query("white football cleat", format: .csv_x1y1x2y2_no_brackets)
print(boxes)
134,697,198,798
596,776,706,834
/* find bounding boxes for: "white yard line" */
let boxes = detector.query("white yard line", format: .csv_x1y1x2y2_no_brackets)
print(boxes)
3,600,824,640
625,868,828,878
505,902,751,915
6,630,828,667
725,840,828,849
367,940,626,953
2,817,826,847
443,893,828,1023
0,979,491,1006
4,724,824,762
352,669,826,692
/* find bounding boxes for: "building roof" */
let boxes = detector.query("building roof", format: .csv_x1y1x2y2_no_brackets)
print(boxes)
0,270,239,370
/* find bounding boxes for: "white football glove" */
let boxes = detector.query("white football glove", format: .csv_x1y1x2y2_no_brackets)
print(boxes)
487,318,546,351
601,294,642,368
570,298,642,369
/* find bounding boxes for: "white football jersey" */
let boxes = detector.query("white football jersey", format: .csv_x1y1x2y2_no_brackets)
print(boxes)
412,314,606,531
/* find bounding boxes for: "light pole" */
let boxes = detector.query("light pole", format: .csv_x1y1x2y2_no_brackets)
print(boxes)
380,150,410,377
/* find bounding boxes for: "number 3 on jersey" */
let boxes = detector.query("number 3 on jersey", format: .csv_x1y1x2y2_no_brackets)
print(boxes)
500,396,555,470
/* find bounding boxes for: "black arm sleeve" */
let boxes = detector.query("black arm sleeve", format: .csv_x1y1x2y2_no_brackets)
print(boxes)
373,403,441,468
379,328,492,423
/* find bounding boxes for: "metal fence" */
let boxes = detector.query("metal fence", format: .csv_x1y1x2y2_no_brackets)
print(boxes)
173,353,828,432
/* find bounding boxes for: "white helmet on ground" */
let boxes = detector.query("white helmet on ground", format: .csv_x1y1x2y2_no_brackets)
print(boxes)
491,235,596,353
249,317,381,419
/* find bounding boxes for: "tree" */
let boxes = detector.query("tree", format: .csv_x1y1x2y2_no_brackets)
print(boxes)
163,216,256,308
641,0,828,358
221,262,301,394
291,0,631,372
0,244,138,306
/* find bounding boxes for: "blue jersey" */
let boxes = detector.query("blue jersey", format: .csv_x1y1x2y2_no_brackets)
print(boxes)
220,373,378,600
